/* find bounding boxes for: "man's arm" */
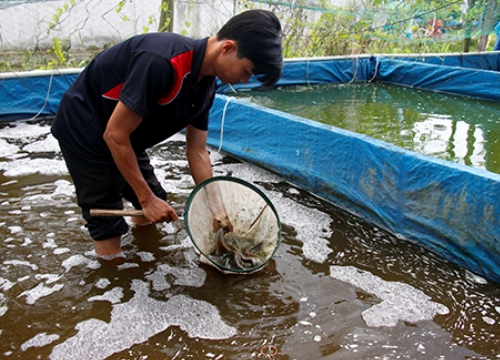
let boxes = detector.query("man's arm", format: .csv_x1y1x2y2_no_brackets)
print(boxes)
185,124,213,184
186,124,233,231
103,101,178,223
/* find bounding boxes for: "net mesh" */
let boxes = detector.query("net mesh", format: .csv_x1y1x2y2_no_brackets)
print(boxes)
1,0,499,72
185,177,281,274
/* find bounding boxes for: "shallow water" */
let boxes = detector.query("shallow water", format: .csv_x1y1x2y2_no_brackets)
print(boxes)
228,83,500,175
0,120,499,359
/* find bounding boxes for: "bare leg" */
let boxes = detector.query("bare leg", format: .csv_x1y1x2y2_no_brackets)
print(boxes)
131,215,152,226
94,236,125,262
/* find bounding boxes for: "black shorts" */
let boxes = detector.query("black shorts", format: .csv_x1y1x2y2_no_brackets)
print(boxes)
59,144,167,241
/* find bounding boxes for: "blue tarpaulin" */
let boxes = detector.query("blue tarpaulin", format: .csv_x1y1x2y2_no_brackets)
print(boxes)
1,53,499,283
219,53,500,102
213,53,500,283
2,53,499,121
0,69,80,122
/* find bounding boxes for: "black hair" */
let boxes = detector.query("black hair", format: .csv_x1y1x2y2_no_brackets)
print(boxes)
217,10,283,87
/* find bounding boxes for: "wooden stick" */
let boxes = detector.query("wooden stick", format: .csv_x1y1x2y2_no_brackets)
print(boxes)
90,209,183,217
90,209,143,217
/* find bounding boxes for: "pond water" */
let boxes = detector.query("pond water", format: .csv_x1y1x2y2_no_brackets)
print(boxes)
0,120,499,359
228,83,500,175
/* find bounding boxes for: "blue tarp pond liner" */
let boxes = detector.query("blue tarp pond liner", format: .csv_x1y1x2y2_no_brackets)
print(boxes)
1,52,499,283
215,52,500,284
0,69,80,122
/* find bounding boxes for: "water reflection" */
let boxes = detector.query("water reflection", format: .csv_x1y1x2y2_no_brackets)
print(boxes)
230,83,500,174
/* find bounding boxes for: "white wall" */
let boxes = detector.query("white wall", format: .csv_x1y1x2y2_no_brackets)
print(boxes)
0,0,351,51
0,0,237,51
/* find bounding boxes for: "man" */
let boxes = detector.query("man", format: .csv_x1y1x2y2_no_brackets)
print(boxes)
51,10,283,260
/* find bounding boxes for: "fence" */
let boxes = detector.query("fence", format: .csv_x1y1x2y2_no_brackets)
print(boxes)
0,0,499,71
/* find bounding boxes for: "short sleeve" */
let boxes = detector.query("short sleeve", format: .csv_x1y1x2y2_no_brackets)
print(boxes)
119,52,174,118
189,92,215,131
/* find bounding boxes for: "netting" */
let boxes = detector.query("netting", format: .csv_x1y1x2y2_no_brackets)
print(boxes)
185,176,281,274
0,0,499,71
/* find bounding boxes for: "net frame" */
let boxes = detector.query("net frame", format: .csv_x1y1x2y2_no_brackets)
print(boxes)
184,176,282,275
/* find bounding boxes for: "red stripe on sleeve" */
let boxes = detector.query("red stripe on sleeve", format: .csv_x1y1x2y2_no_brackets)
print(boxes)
158,50,193,105
102,82,124,100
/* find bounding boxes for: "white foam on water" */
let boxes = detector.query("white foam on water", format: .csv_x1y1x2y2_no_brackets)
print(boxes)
160,177,195,197
146,270,171,291
159,235,193,252
208,149,225,165
3,259,38,271
157,220,181,234
94,278,111,289
151,158,189,170
482,316,495,325
330,265,449,327
145,263,206,291
116,262,140,270
4,152,26,160
53,248,70,255
0,293,7,317
20,332,60,352
18,283,64,305
159,264,206,287
0,158,67,177
1,179,18,186
88,287,124,304
8,225,23,234
22,134,59,153
0,122,50,141
61,254,101,272
163,133,187,143
465,271,488,285
22,180,74,205
136,251,155,262
34,274,62,284
42,239,71,256
21,237,33,246
0,277,15,291
279,204,333,263
216,160,281,184
42,238,57,249
49,280,237,360
0,138,19,157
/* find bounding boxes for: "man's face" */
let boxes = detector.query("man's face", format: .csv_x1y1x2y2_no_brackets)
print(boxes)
215,41,254,85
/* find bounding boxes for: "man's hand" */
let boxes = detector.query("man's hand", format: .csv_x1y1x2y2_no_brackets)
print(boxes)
141,195,179,223
212,216,233,233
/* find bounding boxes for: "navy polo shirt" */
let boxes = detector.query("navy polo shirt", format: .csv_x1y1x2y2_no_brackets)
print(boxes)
52,33,215,164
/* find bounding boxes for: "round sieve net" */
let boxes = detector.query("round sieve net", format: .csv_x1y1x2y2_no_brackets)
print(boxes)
184,176,281,274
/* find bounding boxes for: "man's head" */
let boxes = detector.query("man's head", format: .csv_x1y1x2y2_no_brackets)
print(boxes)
216,10,283,87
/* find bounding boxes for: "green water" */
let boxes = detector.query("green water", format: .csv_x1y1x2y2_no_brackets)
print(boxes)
229,83,500,174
